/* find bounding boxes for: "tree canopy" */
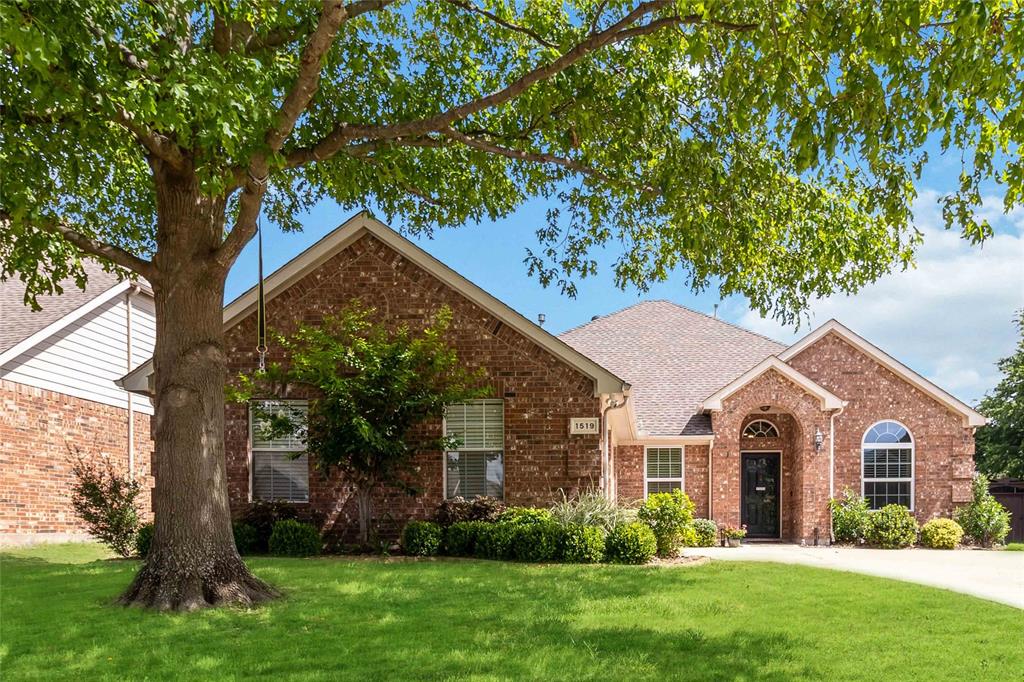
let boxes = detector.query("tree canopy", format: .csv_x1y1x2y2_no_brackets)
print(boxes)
975,312,1024,480
3,0,1021,322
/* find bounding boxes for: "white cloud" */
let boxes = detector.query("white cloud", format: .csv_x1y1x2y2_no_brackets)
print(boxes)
731,189,1024,406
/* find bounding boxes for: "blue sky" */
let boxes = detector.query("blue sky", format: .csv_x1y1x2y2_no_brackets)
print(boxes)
226,151,1023,407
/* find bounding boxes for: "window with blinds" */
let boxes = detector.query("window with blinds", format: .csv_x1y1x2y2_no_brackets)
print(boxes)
646,447,683,496
862,420,914,510
251,401,309,502
445,399,503,499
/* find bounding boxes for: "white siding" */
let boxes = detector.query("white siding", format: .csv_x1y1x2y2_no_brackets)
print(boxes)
1,291,156,413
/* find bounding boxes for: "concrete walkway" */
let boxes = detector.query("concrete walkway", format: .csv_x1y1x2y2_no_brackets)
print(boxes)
687,544,1024,609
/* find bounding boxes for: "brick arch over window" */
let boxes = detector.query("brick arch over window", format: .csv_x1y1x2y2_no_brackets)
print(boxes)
710,368,835,541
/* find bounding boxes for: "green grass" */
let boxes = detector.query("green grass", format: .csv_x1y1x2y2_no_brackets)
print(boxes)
1005,543,1024,551
2,544,1021,681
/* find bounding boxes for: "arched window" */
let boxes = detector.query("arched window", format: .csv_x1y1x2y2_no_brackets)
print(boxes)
862,421,913,510
743,419,780,438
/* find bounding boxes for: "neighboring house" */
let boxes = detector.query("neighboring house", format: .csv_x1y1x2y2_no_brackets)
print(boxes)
0,261,155,545
120,212,984,543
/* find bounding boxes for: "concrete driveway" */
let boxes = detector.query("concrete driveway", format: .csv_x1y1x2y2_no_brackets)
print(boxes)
687,544,1024,609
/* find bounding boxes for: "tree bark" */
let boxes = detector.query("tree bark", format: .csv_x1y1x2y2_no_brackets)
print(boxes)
119,171,277,610
355,484,373,547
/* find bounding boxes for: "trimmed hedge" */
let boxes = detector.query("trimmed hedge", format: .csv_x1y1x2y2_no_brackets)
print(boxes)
605,522,657,564
402,520,443,556
435,496,506,526
233,522,259,555
444,520,488,556
691,519,718,547
475,522,517,560
511,521,563,562
268,519,321,557
920,518,964,549
829,488,870,543
865,504,918,549
561,524,605,563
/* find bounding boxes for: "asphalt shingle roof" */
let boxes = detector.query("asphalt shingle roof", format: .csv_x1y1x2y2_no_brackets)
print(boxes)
559,300,787,435
0,261,123,356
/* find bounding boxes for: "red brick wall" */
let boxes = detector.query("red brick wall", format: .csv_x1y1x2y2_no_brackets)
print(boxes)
222,234,603,540
685,444,710,519
0,379,153,543
613,443,709,518
711,369,832,542
787,332,975,521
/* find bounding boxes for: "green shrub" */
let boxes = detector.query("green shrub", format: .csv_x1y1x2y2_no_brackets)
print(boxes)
135,523,154,558
637,489,696,557
443,520,487,556
243,501,324,553
604,522,658,564
402,520,443,556
954,475,1012,547
919,518,964,549
829,488,870,543
232,522,259,555
549,488,630,532
510,521,564,562
435,496,506,526
475,522,517,560
691,519,718,547
865,504,918,548
69,452,143,558
497,507,554,526
268,519,321,557
561,524,606,563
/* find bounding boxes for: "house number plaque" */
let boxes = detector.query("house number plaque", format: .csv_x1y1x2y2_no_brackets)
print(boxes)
569,417,599,435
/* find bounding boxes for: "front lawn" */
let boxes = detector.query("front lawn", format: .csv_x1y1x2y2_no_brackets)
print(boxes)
2,544,1021,681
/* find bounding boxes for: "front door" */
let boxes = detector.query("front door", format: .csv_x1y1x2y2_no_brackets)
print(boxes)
741,452,780,538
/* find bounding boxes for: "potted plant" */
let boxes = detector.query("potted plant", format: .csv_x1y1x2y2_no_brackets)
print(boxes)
723,525,747,547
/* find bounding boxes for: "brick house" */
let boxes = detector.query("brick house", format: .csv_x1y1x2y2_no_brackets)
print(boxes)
1,261,155,545
119,212,984,543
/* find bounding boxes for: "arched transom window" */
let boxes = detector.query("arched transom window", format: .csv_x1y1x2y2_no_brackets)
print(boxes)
862,421,913,510
743,419,780,438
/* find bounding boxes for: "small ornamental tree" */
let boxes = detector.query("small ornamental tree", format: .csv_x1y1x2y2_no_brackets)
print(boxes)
231,304,488,546
69,451,143,558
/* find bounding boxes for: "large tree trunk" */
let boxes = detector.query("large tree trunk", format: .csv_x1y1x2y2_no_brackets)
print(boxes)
119,171,277,610
354,484,374,547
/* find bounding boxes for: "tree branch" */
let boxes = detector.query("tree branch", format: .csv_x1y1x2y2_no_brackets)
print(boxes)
111,107,187,171
288,2,757,165
215,180,267,271
1,211,155,280
442,0,558,48
442,127,659,195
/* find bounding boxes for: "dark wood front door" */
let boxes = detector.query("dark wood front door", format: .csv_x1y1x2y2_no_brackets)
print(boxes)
741,452,780,538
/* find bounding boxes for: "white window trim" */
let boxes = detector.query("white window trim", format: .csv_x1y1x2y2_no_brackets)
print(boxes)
742,418,780,439
644,445,685,498
861,420,915,512
442,399,505,500
249,399,310,504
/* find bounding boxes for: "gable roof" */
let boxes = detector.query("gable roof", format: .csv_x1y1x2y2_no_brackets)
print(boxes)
0,261,133,366
701,356,846,412
779,320,987,427
559,300,786,435
121,212,628,398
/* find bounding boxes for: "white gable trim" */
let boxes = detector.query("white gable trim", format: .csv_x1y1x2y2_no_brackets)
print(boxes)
778,320,986,427
701,356,846,412
0,280,133,367
122,212,628,398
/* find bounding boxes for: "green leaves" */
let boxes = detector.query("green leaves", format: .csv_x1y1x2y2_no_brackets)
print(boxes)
2,0,1021,323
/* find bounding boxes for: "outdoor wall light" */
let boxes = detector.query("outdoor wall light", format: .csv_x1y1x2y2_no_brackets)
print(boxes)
814,427,824,452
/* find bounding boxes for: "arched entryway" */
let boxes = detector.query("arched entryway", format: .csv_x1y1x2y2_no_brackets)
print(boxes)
738,412,802,539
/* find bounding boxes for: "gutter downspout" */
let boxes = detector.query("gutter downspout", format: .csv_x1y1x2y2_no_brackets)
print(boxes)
828,404,845,542
601,394,629,500
707,436,715,521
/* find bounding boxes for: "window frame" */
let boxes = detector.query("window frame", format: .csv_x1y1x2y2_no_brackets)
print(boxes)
644,446,685,498
248,399,310,504
442,398,505,500
860,420,915,512
742,419,780,439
